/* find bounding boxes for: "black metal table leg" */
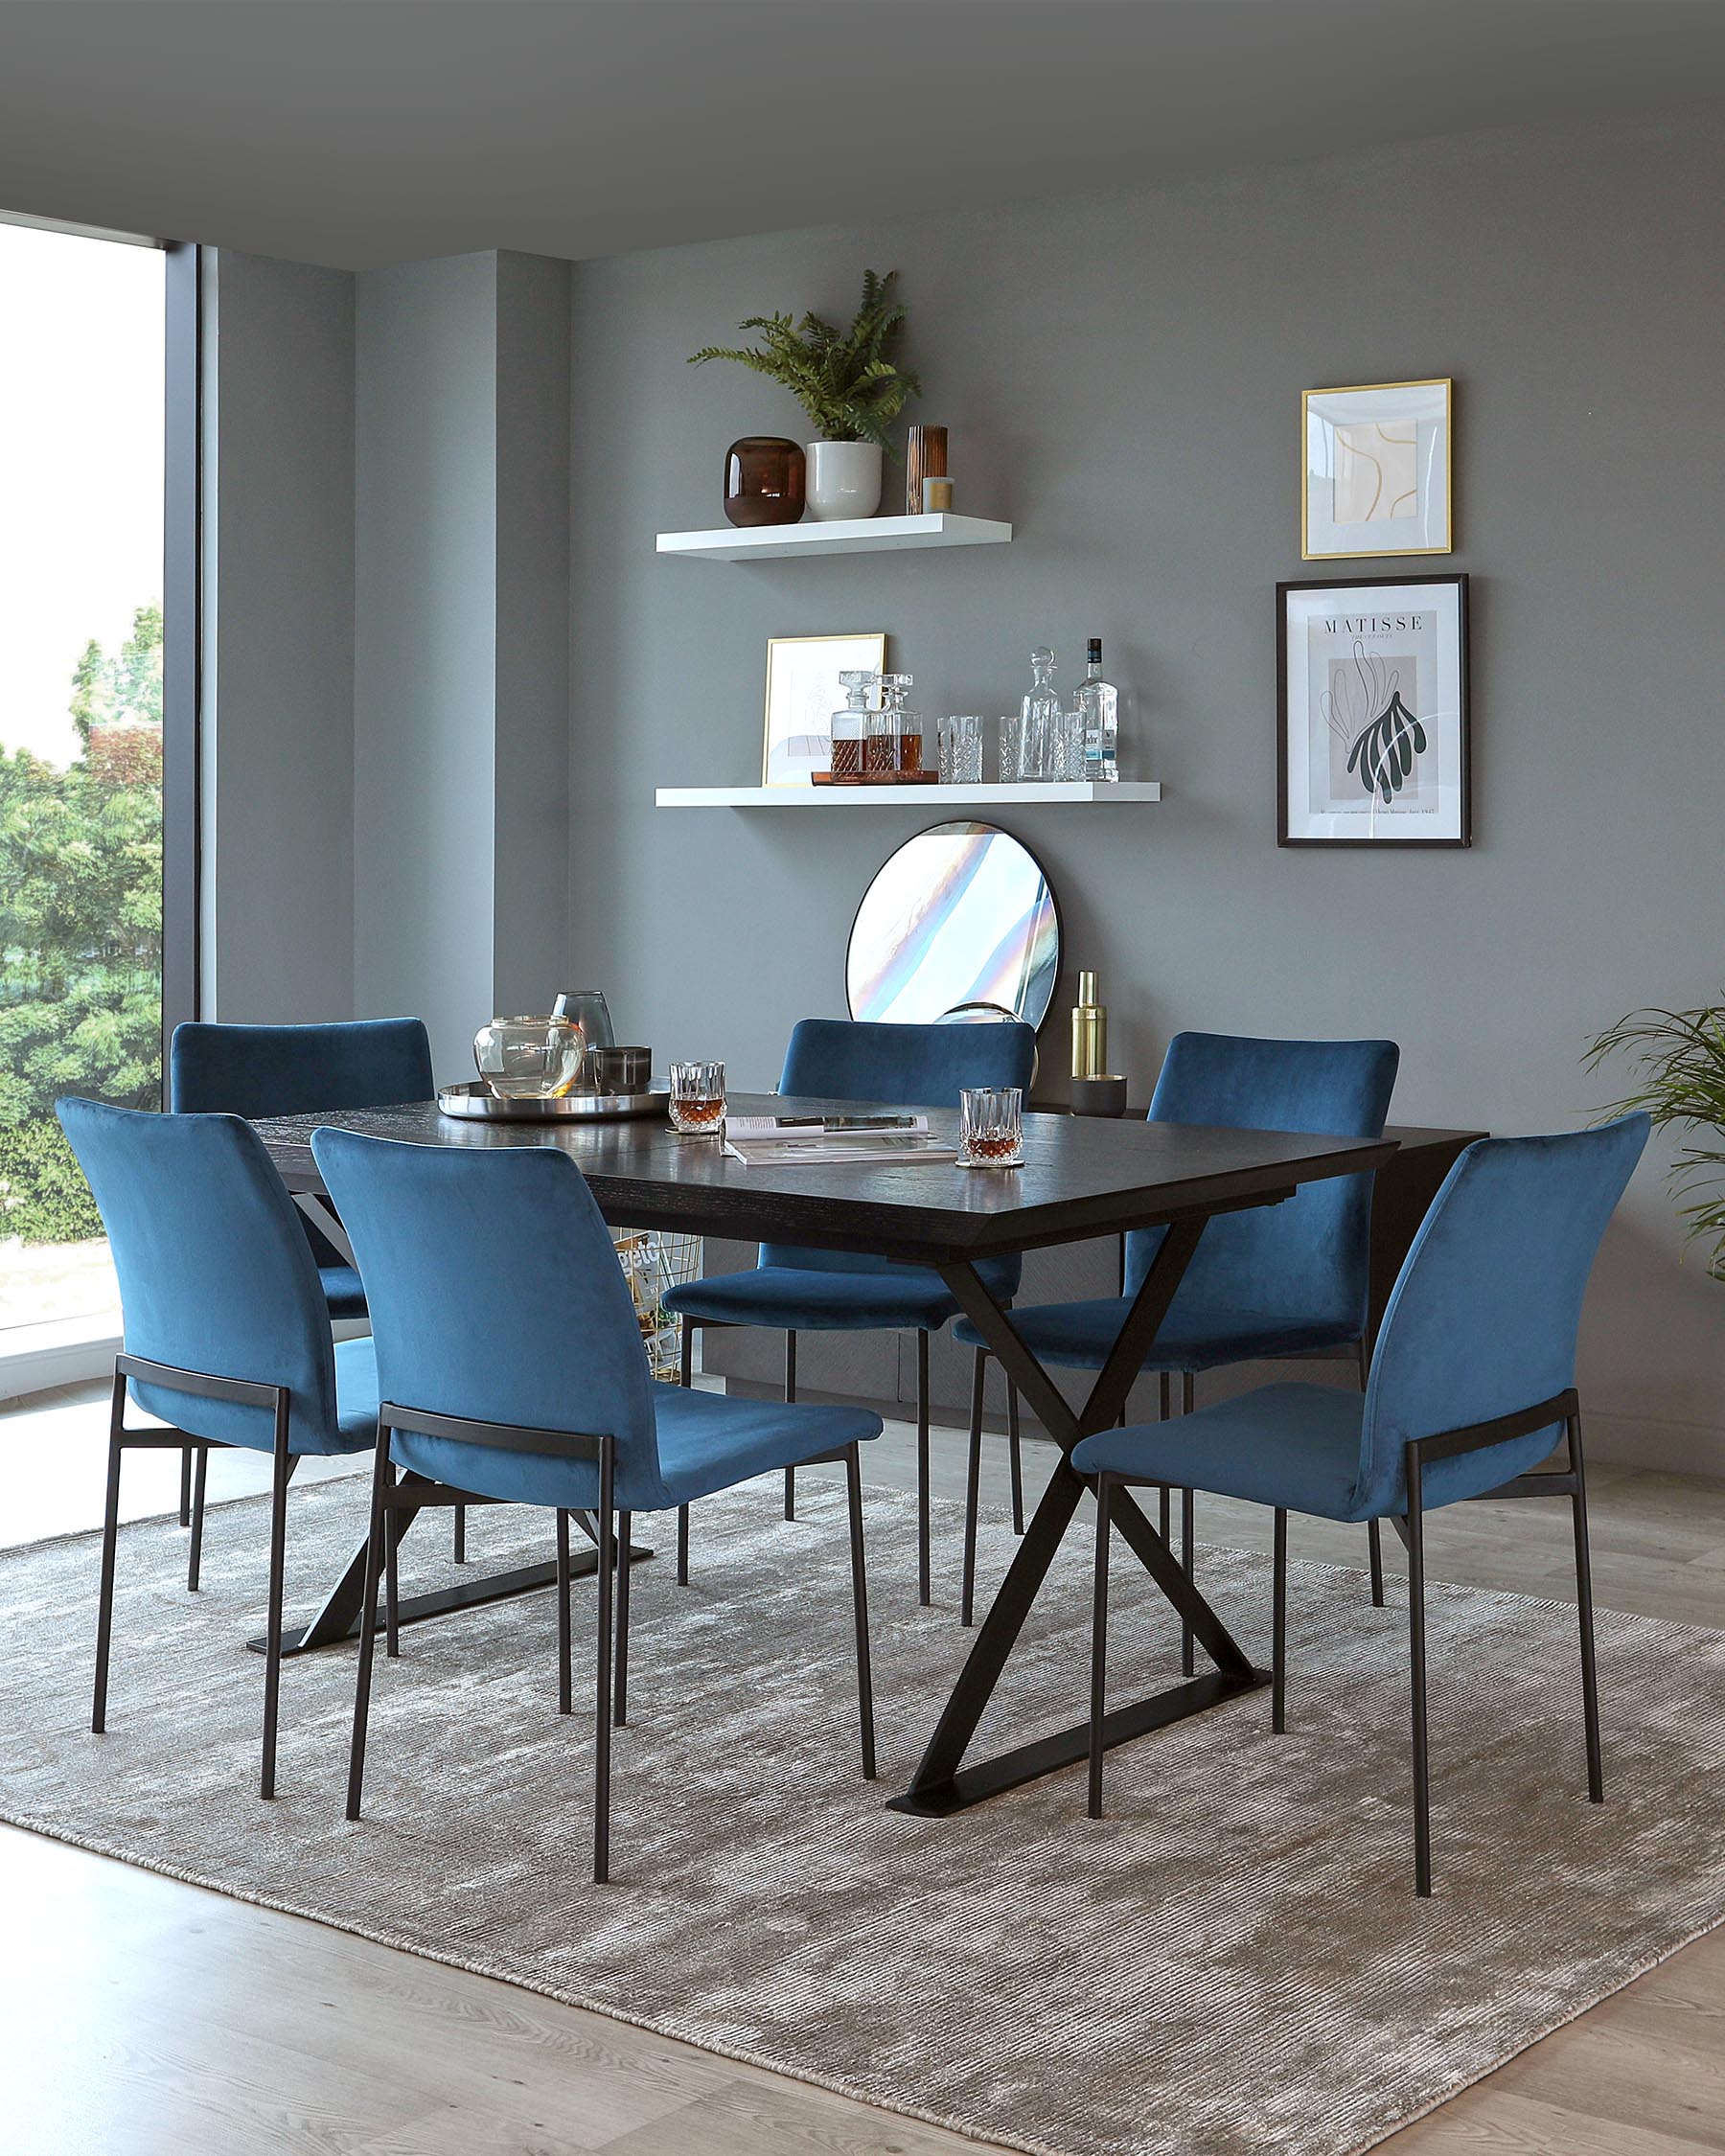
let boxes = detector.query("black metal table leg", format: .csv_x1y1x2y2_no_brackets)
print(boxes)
889,1209,1274,1819
248,1469,653,1656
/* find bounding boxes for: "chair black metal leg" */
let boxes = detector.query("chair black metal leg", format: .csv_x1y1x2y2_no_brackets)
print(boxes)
1007,1383,1024,1536
784,1331,797,1521
345,1433,391,1821
1272,1507,1288,1734
452,1503,467,1564
1360,1340,1385,1606
614,1509,632,1726
1569,1413,1604,1803
593,1448,616,1885
92,1375,126,1734
916,1330,932,1607
383,1462,401,1660
1089,1474,1112,1819
677,1323,693,1587
845,1444,876,1779
555,1507,572,1714
1157,1381,1170,1543
1405,1446,1432,1896
261,1402,291,1800
962,1347,985,1628
1180,1370,1196,1677
178,1444,192,1528
186,1445,208,1592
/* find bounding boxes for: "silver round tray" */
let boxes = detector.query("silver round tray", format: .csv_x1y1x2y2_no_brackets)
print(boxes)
437,1080,670,1124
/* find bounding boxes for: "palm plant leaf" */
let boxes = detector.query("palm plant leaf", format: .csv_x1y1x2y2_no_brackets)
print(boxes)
1587,998,1725,1278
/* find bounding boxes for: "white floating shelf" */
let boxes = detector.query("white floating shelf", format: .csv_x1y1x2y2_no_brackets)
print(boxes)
656,781,1162,809
656,512,1013,562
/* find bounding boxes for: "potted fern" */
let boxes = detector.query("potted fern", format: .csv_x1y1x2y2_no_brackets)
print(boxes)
689,269,919,520
1587,998,1725,1277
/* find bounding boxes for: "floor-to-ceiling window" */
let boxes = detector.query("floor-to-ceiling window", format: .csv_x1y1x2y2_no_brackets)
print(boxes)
0,218,180,1337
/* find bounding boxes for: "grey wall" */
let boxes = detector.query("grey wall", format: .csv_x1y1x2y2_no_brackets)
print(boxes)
354,252,500,1075
493,251,572,1014
567,105,1725,1473
352,249,572,1075
202,249,356,1021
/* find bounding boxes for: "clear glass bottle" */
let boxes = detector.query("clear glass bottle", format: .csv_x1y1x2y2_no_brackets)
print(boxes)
828,669,875,782
1020,647,1061,783
1074,636,1119,782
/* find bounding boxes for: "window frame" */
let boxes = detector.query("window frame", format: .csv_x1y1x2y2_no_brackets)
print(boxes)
161,239,201,1067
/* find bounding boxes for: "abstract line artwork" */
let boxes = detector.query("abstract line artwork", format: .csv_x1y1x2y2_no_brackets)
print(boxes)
1303,380,1452,559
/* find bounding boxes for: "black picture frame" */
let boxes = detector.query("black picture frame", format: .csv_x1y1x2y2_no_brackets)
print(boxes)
1276,571,1470,849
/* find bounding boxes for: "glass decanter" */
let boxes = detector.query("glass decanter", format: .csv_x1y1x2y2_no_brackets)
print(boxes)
866,673,911,779
890,674,926,775
1020,647,1061,783
828,669,876,783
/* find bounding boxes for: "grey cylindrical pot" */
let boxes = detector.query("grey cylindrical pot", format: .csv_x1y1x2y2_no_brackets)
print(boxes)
1069,1074,1130,1118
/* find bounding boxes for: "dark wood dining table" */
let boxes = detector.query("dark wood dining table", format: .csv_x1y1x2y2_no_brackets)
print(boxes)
255,1091,1401,1818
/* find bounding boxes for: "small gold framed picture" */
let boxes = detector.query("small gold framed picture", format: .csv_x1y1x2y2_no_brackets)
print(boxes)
763,631,886,787
1302,378,1452,560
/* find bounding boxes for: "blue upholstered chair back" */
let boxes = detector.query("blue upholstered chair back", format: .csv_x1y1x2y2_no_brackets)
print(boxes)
1355,1114,1648,1515
763,1017,1038,1282
1124,1032,1400,1337
57,1096,341,1454
309,1129,669,1511
170,1018,433,1118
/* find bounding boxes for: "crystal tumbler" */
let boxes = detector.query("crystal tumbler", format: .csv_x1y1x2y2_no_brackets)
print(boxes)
957,1086,1024,1169
669,1061,726,1135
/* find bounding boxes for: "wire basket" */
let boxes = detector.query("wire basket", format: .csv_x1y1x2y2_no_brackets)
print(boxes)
611,1228,702,1382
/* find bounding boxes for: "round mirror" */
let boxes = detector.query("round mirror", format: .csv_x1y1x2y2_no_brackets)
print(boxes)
845,821,1061,1029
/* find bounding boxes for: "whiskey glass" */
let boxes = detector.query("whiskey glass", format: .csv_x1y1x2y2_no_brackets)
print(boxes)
669,1060,726,1135
938,715,983,785
957,1086,1024,1169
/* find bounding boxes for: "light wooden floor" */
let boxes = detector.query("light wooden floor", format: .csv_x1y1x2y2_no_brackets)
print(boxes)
2,1381,1722,2154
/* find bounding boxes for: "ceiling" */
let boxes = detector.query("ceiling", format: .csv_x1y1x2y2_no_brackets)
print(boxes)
1,0,1722,269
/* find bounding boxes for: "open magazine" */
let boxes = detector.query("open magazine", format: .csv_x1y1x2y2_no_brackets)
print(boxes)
723,1112,958,1168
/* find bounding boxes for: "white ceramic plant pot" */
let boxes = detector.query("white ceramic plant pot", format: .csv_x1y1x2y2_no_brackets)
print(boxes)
805,440,883,520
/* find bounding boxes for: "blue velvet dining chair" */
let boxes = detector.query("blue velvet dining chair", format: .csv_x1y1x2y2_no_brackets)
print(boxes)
169,1017,440,1548
57,1097,381,1799
311,1125,884,1885
954,1031,1399,1636
663,1016,1038,1607
1073,1113,1649,1894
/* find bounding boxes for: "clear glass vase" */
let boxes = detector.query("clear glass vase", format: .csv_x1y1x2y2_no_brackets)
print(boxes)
473,1015,586,1099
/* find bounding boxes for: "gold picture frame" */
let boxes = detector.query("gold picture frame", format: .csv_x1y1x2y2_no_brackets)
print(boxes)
762,631,887,787
1301,378,1453,561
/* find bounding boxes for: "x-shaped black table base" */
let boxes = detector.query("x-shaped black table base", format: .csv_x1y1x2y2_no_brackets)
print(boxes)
888,1202,1280,1818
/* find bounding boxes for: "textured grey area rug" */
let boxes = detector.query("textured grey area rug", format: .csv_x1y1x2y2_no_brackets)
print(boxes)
3,1473,1723,2156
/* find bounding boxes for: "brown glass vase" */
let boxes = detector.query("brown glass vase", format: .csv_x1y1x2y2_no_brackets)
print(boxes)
723,436,805,528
